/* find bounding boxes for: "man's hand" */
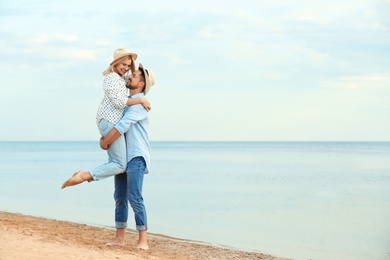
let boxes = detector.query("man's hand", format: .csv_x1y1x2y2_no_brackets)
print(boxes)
100,128,121,150
100,136,109,150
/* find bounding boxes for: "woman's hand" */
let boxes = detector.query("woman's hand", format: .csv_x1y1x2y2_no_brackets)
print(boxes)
141,97,151,111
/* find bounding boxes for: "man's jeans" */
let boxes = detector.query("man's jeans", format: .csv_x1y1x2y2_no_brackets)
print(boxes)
114,156,147,231
89,119,127,181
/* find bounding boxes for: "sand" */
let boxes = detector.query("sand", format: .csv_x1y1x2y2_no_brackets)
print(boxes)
0,211,289,260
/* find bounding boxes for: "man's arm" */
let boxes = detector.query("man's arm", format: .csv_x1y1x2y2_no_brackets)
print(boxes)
100,128,121,150
100,104,148,150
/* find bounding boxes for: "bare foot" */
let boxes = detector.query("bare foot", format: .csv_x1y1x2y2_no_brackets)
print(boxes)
61,170,92,189
137,230,148,250
105,238,125,247
136,243,149,250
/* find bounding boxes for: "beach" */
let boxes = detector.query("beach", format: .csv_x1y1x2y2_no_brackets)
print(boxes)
0,211,287,260
1,141,390,259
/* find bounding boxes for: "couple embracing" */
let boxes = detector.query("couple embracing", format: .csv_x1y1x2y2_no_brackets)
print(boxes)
62,48,155,250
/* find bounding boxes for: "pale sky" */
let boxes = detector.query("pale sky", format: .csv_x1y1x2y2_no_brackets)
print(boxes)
1,0,389,141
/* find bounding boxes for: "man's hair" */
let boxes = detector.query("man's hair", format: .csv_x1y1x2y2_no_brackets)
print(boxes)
139,69,146,92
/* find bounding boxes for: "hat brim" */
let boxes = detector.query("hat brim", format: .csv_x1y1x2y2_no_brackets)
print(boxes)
110,52,138,65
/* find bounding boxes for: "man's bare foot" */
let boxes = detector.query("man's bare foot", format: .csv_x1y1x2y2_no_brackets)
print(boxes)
136,243,149,250
137,230,148,250
105,238,125,247
61,170,92,189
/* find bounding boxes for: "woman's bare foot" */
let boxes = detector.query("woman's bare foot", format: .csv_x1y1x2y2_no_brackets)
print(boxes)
61,170,92,189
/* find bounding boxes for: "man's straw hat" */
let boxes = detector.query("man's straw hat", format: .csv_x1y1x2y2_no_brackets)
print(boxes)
138,63,155,95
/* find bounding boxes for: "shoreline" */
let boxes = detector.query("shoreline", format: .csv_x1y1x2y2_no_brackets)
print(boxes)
0,211,289,260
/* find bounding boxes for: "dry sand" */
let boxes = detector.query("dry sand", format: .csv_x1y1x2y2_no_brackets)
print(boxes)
0,211,289,260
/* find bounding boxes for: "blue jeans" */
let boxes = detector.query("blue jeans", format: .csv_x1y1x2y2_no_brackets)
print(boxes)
114,156,147,231
89,119,127,181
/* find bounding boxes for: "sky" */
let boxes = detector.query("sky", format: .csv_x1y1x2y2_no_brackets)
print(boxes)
0,0,389,141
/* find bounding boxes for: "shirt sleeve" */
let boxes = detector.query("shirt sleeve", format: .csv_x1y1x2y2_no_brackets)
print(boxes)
103,74,128,109
114,104,148,135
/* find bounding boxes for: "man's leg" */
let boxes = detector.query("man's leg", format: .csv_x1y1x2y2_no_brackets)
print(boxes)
127,157,148,250
138,230,148,250
106,172,128,246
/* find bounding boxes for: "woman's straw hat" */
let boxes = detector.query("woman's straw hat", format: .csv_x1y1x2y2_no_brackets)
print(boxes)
110,48,137,65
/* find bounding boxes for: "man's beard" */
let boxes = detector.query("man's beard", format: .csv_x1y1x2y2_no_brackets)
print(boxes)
126,84,137,90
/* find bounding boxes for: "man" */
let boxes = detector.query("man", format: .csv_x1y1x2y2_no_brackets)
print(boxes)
100,63,155,250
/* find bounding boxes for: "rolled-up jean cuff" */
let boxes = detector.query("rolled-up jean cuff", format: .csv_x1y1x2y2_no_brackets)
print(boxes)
115,222,127,229
136,225,147,231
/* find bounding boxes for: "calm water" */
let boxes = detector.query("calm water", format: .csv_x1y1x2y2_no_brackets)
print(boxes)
0,141,390,260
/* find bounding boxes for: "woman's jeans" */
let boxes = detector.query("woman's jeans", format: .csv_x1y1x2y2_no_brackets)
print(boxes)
89,119,127,181
114,156,147,231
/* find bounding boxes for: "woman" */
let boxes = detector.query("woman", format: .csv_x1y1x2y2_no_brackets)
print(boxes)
61,48,150,189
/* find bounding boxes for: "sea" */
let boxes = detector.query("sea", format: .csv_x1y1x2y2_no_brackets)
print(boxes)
0,141,389,260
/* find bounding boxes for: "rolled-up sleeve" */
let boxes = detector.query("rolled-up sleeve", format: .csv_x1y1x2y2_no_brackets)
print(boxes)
114,105,148,135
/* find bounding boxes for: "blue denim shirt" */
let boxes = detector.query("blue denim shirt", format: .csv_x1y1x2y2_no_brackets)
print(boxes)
114,93,150,174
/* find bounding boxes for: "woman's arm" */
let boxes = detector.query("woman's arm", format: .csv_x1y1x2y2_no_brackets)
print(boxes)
127,97,151,111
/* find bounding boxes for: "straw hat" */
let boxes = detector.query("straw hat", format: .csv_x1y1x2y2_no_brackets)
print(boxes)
110,48,137,65
138,63,155,95
102,48,138,76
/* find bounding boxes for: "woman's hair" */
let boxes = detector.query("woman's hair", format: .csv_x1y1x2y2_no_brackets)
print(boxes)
102,55,135,76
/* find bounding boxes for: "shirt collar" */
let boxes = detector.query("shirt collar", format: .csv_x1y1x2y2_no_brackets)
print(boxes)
130,92,145,99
